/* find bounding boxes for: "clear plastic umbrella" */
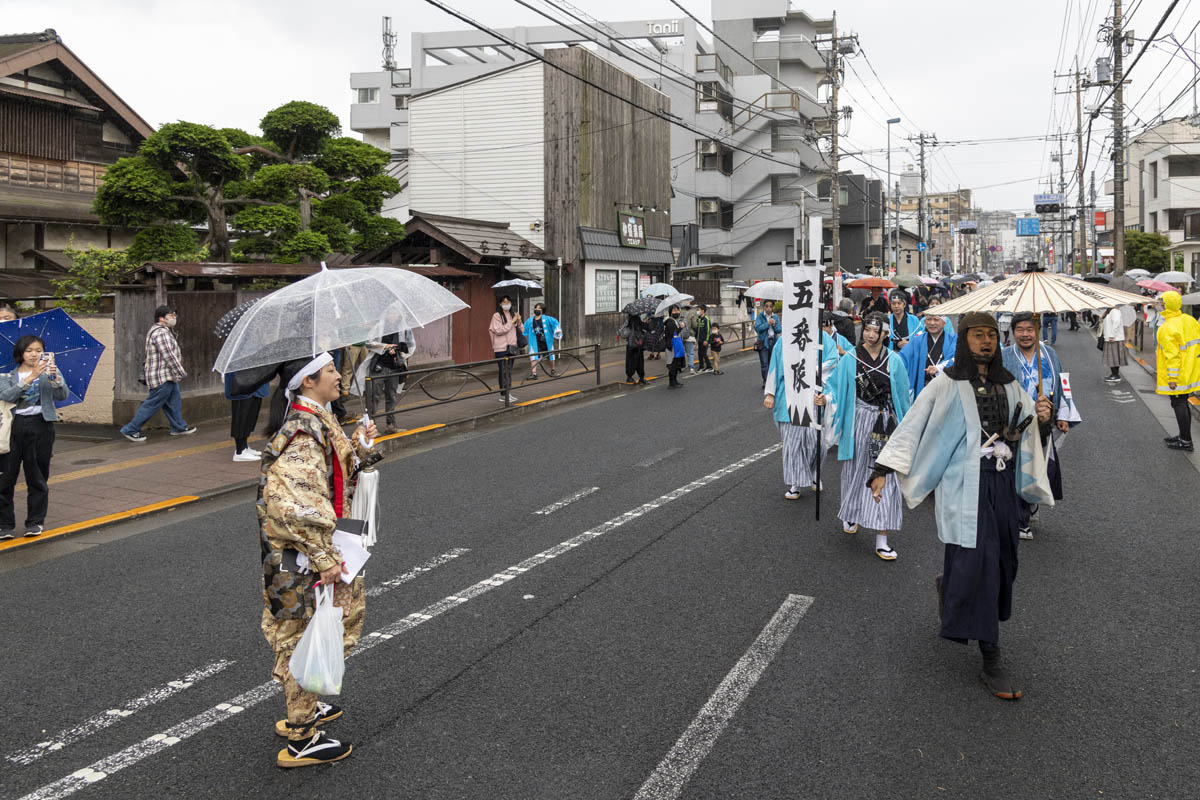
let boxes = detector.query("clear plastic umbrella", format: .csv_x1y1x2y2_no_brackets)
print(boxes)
745,281,785,301
1153,271,1193,285
213,263,467,374
641,282,677,298
654,292,694,317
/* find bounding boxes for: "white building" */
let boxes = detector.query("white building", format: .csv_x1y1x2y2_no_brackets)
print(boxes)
349,0,834,280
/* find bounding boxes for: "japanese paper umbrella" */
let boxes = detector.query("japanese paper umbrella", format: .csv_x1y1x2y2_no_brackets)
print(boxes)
846,277,897,289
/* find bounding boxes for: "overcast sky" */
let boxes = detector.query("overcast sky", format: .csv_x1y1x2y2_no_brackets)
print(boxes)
9,0,1198,212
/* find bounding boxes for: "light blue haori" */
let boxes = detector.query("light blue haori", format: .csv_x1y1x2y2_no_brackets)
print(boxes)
900,327,957,398
1002,343,1065,415
826,347,912,462
875,374,1054,548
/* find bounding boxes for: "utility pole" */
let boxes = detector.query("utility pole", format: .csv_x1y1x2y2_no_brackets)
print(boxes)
1090,171,1099,270
1112,0,1127,275
1058,142,1068,273
910,132,936,274
828,11,841,277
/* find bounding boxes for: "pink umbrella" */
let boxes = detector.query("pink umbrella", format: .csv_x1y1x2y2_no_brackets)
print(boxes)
920,275,941,285
1137,278,1176,294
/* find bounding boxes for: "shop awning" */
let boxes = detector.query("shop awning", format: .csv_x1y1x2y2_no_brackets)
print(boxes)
579,226,673,265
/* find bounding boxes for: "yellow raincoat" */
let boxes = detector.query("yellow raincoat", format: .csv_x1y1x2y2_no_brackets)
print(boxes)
1155,291,1200,395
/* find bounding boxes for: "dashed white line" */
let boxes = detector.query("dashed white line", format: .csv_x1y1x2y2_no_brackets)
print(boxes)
18,445,780,800
633,593,815,800
365,548,470,597
533,487,600,515
6,660,234,766
637,446,683,468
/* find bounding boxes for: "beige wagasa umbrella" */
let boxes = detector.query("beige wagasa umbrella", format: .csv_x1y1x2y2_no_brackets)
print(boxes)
933,268,1148,397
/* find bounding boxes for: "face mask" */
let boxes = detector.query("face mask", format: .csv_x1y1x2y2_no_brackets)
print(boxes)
534,309,542,316
501,303,511,312
671,312,679,318
165,317,177,328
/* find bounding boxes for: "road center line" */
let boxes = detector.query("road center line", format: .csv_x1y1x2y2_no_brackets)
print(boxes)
18,446,780,800
365,548,470,597
6,660,234,767
532,487,599,516
632,594,814,800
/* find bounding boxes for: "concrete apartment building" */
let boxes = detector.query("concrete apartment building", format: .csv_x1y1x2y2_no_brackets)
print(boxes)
818,172,883,272
349,0,834,282
897,188,972,273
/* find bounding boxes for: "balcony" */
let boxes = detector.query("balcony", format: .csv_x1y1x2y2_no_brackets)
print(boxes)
694,53,732,87
732,91,826,130
753,35,825,71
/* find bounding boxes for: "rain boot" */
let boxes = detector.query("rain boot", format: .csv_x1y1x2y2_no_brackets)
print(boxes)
979,642,1022,701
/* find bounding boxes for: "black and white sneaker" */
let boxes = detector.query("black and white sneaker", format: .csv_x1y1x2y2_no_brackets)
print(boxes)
0,529,14,541
275,701,343,737
122,431,147,443
276,730,352,768
23,524,42,537
170,426,198,436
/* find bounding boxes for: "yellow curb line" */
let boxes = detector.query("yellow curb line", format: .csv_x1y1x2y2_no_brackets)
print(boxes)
515,390,580,407
375,423,446,443
0,495,200,553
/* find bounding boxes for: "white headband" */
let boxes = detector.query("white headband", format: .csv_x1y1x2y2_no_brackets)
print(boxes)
285,352,333,405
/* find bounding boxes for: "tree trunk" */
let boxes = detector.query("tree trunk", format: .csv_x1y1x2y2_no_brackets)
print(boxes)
299,191,312,230
206,190,232,263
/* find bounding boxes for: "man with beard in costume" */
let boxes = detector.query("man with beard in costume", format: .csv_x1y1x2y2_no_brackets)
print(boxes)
866,313,1053,700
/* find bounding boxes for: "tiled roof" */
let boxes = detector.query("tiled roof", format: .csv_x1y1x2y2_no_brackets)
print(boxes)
578,226,673,265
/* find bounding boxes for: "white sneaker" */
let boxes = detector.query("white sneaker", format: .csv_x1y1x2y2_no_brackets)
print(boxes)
233,450,261,462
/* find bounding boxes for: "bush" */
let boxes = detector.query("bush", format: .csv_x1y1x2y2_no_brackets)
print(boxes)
54,245,132,313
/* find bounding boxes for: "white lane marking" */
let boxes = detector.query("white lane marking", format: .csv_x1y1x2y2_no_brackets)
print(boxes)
19,446,780,800
633,593,814,800
704,420,741,437
365,548,470,597
533,487,599,516
637,446,683,468
6,660,234,767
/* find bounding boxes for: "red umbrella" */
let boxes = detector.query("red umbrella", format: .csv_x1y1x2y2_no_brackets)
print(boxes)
847,277,897,289
1137,278,1175,294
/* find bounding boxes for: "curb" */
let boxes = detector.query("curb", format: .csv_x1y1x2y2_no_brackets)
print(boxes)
0,376,647,554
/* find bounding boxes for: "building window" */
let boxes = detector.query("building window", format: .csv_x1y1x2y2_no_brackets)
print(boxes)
356,88,380,104
838,187,848,206
696,139,733,175
394,95,409,110
1150,212,1158,232
1151,161,1158,199
698,198,734,230
620,270,639,308
696,82,732,120
594,269,618,313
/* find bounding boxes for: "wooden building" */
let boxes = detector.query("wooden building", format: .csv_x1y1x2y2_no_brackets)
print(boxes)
0,29,151,288
407,46,673,347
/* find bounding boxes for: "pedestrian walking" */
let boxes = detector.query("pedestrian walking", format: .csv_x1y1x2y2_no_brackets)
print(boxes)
665,306,687,389
823,313,911,560
900,299,956,399
0,335,68,538
489,295,522,404
871,312,1054,701
622,313,648,385
524,303,562,379
708,325,725,374
1100,307,1129,383
339,342,369,399
1002,313,1070,540
754,300,782,386
694,304,713,372
858,287,889,319
364,329,413,433
119,305,196,442
1041,311,1058,345
258,353,378,767
764,338,827,499
1155,291,1200,452
225,371,270,462
887,290,920,352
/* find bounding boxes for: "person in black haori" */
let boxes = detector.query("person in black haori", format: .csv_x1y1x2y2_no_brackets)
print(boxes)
868,312,1054,700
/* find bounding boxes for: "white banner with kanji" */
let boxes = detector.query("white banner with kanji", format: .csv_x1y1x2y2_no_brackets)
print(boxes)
781,263,822,428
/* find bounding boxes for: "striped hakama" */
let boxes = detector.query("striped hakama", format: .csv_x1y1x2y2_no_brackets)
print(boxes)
778,422,826,487
838,399,903,531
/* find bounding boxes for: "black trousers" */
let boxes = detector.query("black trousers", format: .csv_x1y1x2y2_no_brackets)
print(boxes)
0,415,55,528
668,356,685,386
698,343,712,370
229,396,263,452
494,351,513,395
1170,394,1192,441
625,347,644,381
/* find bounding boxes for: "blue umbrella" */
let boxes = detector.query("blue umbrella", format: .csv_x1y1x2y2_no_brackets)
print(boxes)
0,309,105,408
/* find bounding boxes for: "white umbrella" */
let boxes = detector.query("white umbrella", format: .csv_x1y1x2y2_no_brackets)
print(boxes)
214,263,467,374
1125,268,1152,279
1180,291,1200,305
727,281,750,290
745,280,785,301
654,292,694,317
641,282,677,297
1153,271,1193,285
492,278,542,291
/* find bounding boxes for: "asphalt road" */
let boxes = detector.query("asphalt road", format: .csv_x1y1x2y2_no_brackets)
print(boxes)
1,332,1196,800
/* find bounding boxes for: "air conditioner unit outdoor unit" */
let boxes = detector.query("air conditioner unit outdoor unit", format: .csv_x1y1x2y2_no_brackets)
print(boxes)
699,200,720,213
699,140,719,155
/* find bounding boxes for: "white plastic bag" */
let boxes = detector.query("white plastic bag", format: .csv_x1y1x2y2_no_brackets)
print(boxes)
288,584,345,695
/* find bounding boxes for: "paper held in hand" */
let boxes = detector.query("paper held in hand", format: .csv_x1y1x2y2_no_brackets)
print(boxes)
293,519,371,583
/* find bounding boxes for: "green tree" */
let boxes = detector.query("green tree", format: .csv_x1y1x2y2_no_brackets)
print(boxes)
1124,230,1171,272
53,245,133,313
93,102,405,264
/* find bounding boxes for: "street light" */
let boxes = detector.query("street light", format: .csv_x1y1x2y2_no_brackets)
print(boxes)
886,117,901,274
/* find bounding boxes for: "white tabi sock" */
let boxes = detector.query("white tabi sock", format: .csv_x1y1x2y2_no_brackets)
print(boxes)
875,534,890,552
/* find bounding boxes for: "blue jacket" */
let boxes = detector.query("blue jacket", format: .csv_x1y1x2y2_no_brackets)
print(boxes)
1002,343,1069,421
827,347,912,462
900,328,957,398
0,369,69,421
754,310,782,348
523,314,562,357
887,312,922,351
224,372,271,401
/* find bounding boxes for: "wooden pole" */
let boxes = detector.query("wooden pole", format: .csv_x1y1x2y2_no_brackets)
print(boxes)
1035,311,1044,400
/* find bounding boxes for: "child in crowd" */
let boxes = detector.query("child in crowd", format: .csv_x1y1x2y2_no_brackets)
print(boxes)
708,325,724,375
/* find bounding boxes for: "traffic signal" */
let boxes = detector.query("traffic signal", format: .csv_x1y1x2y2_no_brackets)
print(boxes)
1035,201,1062,214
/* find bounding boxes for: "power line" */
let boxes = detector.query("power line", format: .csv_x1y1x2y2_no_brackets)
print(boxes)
1091,0,1183,119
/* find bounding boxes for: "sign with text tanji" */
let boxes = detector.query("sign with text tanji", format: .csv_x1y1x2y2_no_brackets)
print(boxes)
618,212,647,248
782,262,821,428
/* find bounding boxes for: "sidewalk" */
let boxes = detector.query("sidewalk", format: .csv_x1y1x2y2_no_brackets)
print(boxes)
0,337,759,554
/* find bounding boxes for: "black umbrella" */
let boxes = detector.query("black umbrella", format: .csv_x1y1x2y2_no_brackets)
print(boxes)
214,298,262,338
623,295,658,317
1082,273,1112,284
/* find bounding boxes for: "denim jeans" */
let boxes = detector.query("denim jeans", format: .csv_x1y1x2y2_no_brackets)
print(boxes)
684,339,697,369
1041,315,1057,345
758,344,772,384
121,381,188,435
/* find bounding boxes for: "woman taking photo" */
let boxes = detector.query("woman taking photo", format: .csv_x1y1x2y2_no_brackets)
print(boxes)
0,335,69,538
489,294,522,403
258,353,377,767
